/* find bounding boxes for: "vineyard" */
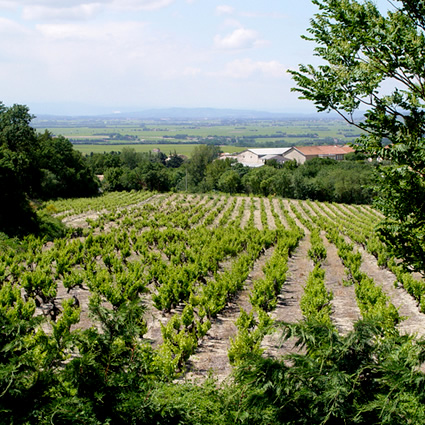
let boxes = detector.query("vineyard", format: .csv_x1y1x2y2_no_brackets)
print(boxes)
3,190,425,391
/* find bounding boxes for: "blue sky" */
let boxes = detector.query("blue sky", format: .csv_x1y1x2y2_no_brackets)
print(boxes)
0,0,393,115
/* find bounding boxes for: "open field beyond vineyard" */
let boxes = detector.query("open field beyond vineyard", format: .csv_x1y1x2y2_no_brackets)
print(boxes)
7,191,425,383
32,117,361,155
72,143,246,156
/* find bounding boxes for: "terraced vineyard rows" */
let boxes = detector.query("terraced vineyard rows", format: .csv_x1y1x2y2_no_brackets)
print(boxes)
3,191,425,382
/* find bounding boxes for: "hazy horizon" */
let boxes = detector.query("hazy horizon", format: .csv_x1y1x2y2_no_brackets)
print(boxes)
30,103,328,117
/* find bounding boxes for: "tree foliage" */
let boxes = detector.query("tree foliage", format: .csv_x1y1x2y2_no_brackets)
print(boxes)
102,149,170,192
289,0,425,274
0,103,40,235
0,102,100,236
38,132,100,199
233,319,425,425
186,144,221,187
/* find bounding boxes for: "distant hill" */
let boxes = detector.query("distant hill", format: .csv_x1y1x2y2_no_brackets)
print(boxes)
33,106,335,122
101,108,304,120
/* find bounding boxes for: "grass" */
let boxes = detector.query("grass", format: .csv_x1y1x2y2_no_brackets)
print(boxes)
36,119,358,142
75,143,247,156
35,119,362,156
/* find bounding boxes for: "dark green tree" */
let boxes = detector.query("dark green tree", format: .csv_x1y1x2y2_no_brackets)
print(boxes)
289,0,425,274
0,102,102,235
187,145,221,188
270,168,294,198
37,132,100,199
217,169,241,194
242,166,279,195
0,103,40,235
153,150,167,165
166,151,184,168
85,151,122,174
134,161,170,192
201,158,232,191
121,147,141,169
103,166,125,191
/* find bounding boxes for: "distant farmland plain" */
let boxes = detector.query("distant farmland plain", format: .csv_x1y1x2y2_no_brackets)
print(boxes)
73,144,246,156
33,117,361,156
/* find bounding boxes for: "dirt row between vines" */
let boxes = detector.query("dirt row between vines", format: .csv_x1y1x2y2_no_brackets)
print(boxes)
184,245,275,382
312,200,425,338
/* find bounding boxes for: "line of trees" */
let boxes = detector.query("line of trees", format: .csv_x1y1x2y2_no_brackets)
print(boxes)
86,145,376,204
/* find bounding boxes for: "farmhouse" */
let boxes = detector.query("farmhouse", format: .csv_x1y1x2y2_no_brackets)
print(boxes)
236,147,294,167
284,145,355,164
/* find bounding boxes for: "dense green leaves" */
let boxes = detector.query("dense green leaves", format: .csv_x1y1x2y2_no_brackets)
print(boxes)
233,319,425,425
0,102,100,237
0,103,40,235
290,0,425,274
38,132,99,199
92,143,375,204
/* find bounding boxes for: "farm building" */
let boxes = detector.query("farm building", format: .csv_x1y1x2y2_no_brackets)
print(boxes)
284,145,355,164
219,152,239,161
236,148,294,167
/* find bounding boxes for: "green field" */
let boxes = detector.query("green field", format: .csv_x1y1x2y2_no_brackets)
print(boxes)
34,117,362,154
74,143,247,156
40,121,350,139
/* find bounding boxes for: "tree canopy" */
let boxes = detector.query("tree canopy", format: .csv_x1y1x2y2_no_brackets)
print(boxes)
0,104,40,235
0,102,100,237
289,0,425,275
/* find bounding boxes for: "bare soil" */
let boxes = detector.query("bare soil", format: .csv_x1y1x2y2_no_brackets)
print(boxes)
36,279,107,334
229,197,243,222
263,198,277,230
281,199,309,233
240,197,252,229
262,234,313,359
322,233,361,334
210,196,232,227
61,194,162,229
358,246,425,337
271,198,290,229
253,197,263,230
184,246,276,383
62,211,106,229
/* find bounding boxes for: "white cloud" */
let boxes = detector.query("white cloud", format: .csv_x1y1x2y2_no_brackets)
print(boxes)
183,67,201,76
240,11,288,19
216,5,234,16
36,20,145,41
32,19,208,86
1,0,175,13
0,1,16,9
24,20,152,98
0,17,30,35
23,4,102,21
214,59,286,79
0,0,94,7
221,18,242,29
214,28,265,50
110,0,175,11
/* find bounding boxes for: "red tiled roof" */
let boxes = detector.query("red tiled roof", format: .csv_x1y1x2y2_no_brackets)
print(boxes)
340,145,355,153
295,145,354,156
